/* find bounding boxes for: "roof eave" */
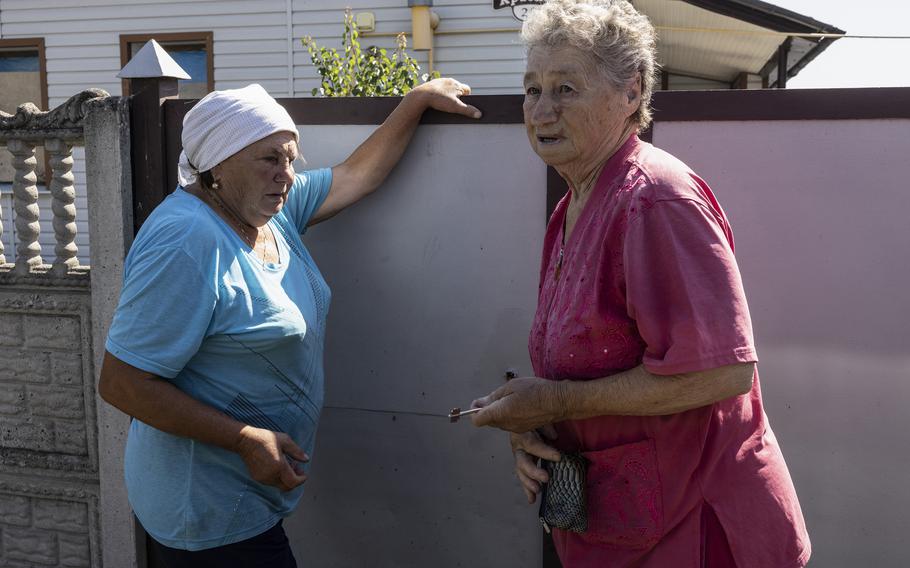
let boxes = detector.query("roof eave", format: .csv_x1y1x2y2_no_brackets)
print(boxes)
681,0,844,85
681,0,844,34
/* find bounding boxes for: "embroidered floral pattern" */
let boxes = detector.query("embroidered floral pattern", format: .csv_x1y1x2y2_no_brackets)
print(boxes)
581,439,663,549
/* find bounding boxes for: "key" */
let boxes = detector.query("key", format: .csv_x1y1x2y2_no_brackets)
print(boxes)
448,406,483,423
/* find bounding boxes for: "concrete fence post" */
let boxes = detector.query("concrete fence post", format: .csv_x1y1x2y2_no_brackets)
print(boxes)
84,96,142,568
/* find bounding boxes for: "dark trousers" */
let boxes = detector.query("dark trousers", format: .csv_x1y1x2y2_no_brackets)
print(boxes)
147,520,297,568
701,505,737,568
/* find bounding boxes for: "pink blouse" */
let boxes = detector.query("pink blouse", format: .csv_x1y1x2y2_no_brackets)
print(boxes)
530,135,810,567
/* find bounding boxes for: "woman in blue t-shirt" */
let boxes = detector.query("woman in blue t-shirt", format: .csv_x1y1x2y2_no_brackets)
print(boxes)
98,81,480,566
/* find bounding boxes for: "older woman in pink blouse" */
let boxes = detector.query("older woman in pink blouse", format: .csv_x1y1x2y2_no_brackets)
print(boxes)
470,1,809,566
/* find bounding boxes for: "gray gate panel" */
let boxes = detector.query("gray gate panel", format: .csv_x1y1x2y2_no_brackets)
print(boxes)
289,124,546,566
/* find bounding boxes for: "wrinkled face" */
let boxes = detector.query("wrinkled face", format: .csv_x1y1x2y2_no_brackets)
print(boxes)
523,45,636,172
211,130,299,224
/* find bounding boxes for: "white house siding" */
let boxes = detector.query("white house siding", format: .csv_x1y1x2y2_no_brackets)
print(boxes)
0,189,12,261
431,1,527,92
291,0,527,96
0,0,295,104
0,0,292,265
1,0,529,264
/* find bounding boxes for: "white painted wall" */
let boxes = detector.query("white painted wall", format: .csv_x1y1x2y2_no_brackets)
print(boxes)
653,118,910,568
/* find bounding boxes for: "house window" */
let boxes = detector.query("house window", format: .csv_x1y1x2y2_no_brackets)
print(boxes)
0,38,48,185
120,32,214,97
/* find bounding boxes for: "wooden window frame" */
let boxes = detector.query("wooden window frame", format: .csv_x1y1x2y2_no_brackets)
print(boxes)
0,37,50,186
0,37,48,111
119,31,214,96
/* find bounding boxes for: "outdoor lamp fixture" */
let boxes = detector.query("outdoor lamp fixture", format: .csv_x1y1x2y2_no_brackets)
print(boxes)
408,0,438,51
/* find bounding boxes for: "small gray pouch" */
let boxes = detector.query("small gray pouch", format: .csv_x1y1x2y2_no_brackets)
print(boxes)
538,452,588,533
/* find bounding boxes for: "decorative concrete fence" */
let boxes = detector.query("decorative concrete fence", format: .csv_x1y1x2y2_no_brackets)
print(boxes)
0,90,106,278
0,90,133,568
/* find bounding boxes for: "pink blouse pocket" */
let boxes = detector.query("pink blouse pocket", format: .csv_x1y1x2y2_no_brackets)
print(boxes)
580,439,663,549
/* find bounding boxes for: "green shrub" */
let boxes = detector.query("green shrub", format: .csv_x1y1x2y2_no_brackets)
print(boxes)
302,9,440,97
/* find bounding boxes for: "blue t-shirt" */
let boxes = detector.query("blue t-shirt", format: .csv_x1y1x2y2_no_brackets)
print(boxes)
106,169,333,550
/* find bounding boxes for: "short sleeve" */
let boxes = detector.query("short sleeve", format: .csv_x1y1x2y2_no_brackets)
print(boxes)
624,198,757,375
282,168,333,234
105,246,217,378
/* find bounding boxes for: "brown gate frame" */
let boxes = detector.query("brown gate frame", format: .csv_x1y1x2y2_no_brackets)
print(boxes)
135,93,561,230
131,86,910,234
649,87,910,123
127,82,910,567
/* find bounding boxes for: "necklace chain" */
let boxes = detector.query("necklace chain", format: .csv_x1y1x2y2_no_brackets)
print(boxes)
205,186,264,253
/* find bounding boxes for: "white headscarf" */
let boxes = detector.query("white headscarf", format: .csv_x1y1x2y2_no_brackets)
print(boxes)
177,84,299,187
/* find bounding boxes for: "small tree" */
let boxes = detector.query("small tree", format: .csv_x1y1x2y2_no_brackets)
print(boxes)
302,9,440,97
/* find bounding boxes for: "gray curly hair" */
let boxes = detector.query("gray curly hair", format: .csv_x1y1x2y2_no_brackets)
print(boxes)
521,0,658,130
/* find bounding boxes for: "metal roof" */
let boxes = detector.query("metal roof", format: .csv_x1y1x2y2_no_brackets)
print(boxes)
634,0,845,86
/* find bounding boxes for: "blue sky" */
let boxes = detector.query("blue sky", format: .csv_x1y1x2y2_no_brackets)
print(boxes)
781,0,910,88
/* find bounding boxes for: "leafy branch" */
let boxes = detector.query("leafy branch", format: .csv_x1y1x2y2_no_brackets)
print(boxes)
302,8,440,97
